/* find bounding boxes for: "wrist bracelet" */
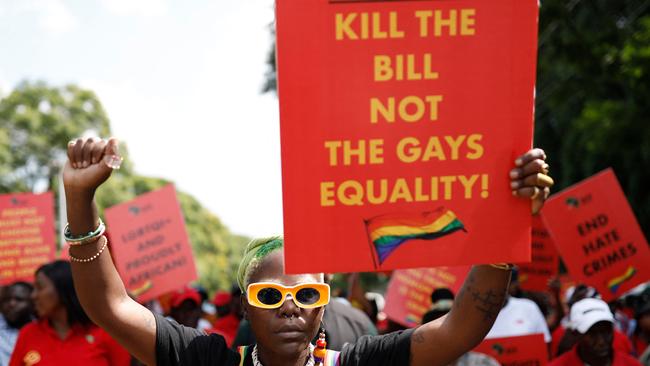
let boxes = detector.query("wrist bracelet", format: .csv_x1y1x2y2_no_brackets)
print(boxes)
69,236,108,263
64,218,105,246
489,263,515,271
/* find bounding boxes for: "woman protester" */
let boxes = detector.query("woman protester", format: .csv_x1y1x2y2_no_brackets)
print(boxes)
63,137,553,366
9,260,130,366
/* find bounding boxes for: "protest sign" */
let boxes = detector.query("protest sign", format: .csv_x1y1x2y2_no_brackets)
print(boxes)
517,215,559,292
542,169,650,301
475,333,547,366
105,184,197,303
276,0,540,273
0,192,55,284
383,266,469,327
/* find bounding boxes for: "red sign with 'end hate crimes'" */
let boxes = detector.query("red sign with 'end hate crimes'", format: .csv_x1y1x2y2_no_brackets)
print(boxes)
276,0,539,273
542,169,650,301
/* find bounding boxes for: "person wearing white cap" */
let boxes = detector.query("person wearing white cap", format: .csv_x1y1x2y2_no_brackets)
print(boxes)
549,298,641,366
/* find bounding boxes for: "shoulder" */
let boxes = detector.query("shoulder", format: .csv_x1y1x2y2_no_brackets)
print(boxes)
16,321,42,337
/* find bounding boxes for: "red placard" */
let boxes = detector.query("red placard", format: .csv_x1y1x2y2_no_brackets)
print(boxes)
0,192,55,285
383,266,469,327
475,333,547,366
104,184,197,303
517,215,559,292
276,0,539,273
541,169,650,302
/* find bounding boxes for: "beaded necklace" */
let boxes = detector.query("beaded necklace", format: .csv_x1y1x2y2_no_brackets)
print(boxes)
251,344,316,366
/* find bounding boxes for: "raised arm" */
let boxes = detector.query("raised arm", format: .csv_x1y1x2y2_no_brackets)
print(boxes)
410,148,553,366
64,137,157,365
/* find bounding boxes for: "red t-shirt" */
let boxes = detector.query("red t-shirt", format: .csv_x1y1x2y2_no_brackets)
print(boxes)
206,313,240,347
549,346,641,366
9,319,130,366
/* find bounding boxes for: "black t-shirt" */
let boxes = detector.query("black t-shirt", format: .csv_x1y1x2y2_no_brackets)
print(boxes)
154,313,413,366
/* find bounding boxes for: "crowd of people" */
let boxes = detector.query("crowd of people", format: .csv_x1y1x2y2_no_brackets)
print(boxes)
2,259,650,365
0,139,648,366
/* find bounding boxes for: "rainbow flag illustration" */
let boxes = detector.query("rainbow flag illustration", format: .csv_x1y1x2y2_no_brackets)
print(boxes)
607,266,636,294
365,208,466,267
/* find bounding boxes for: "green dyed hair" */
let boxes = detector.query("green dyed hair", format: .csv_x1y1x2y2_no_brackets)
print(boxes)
236,236,284,292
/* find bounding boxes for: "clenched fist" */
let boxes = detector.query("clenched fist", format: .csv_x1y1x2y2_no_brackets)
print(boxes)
63,137,122,194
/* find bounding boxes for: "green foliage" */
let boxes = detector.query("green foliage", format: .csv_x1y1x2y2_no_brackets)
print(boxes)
536,0,650,234
0,81,248,295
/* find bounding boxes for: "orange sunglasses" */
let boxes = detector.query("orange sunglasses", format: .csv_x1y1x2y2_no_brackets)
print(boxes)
246,282,330,309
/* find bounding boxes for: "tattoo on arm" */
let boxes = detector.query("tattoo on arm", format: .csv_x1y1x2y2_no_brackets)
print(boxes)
454,270,504,322
470,288,503,322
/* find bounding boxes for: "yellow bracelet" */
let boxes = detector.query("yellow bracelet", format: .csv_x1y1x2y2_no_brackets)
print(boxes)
489,263,515,271
69,236,108,263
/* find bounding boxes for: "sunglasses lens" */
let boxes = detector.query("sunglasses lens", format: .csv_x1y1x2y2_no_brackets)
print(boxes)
296,287,321,305
257,287,283,306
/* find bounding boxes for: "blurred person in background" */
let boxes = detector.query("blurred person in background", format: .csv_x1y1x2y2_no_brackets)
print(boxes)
168,286,203,329
549,298,641,366
422,288,455,325
1,282,35,366
485,268,552,349
9,260,130,366
207,290,240,347
554,285,633,358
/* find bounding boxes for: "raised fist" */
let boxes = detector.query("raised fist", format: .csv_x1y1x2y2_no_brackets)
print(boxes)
63,137,122,194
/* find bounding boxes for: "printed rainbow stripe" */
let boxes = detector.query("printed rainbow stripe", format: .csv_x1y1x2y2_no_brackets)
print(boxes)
366,208,465,265
607,266,636,294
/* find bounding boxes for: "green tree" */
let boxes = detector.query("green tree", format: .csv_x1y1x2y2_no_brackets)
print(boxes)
0,81,248,294
535,0,650,234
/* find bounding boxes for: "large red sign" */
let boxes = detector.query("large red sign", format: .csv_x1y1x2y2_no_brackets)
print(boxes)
0,192,55,285
542,169,650,301
475,333,547,366
517,215,559,292
276,0,540,273
383,266,469,327
105,184,197,303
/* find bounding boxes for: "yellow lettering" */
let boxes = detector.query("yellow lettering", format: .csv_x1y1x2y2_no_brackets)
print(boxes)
466,134,484,159
444,135,466,160
435,10,457,36
460,9,476,35
458,175,479,198
320,182,336,206
336,13,358,40
397,137,421,163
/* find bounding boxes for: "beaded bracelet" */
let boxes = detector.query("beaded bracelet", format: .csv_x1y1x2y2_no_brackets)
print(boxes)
64,219,106,246
69,236,108,263
489,263,515,271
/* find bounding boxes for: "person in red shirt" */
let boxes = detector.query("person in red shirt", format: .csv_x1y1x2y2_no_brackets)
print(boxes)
9,260,130,366
207,290,240,347
549,298,641,366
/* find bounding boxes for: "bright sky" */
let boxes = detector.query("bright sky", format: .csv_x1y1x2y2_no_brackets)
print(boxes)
0,0,283,238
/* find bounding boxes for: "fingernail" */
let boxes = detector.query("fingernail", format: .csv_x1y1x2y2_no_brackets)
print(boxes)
510,181,520,189
515,158,523,166
510,169,519,179
104,155,123,170
512,190,518,196
82,161,88,168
